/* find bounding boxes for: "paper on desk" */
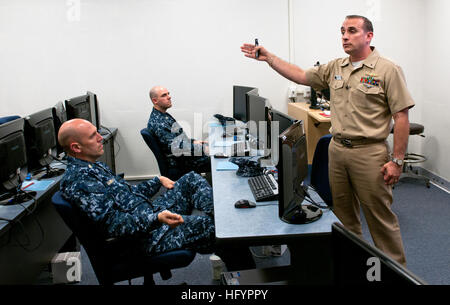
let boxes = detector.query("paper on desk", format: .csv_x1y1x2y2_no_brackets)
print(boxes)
21,180,55,192
216,161,239,171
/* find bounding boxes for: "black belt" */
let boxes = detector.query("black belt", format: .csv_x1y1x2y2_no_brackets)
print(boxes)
333,136,384,148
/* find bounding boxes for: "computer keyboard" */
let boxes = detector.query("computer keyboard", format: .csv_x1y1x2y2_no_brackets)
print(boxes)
248,174,279,202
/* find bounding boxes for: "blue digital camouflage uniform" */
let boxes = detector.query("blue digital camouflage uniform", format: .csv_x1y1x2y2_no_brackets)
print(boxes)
147,108,210,174
60,156,215,255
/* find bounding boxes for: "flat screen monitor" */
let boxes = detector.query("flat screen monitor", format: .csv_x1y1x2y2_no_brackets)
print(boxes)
24,108,64,178
247,93,268,149
277,121,322,224
233,85,257,122
0,118,27,192
270,109,297,135
65,92,100,130
86,91,101,130
310,87,330,109
52,101,67,156
331,222,426,285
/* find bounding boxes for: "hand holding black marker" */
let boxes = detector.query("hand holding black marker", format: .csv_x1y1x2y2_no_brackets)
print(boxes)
255,38,259,59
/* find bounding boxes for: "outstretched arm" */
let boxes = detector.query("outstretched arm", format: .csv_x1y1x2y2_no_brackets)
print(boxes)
240,43,310,86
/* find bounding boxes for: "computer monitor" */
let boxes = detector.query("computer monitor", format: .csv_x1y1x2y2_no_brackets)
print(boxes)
270,109,297,135
310,88,330,110
24,108,64,178
86,91,101,130
65,92,100,130
331,222,426,285
233,85,257,122
276,121,322,224
246,93,268,149
52,101,67,156
0,118,27,193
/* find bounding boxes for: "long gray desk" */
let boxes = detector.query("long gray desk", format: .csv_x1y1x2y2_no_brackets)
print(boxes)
0,166,72,284
209,123,340,284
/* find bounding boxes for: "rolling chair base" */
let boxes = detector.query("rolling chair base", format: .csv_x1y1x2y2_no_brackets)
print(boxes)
395,153,430,188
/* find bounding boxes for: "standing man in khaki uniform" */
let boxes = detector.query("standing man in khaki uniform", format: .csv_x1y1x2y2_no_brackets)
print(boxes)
241,15,414,265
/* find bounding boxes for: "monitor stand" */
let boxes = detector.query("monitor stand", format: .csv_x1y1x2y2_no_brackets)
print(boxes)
281,204,323,224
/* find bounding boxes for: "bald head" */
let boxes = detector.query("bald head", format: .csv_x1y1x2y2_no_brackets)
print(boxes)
58,119,104,162
149,86,172,113
149,86,163,100
58,119,84,151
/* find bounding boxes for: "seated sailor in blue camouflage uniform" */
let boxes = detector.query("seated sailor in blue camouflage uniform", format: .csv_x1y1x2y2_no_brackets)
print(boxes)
58,119,215,255
59,119,256,271
146,86,211,176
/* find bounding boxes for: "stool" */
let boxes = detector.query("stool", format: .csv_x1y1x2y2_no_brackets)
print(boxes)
391,123,430,188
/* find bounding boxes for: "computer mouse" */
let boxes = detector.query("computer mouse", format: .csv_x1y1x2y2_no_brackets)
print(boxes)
234,199,256,209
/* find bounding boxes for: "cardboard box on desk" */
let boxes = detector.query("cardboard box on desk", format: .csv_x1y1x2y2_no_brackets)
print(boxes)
51,252,81,284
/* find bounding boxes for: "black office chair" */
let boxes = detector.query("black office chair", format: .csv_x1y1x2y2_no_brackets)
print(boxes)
310,134,333,207
51,191,196,285
140,128,185,181
0,115,20,125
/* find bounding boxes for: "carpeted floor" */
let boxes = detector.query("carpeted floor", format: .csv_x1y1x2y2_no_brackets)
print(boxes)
45,175,449,285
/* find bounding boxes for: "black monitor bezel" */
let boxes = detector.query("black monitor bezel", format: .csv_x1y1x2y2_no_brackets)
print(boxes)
65,93,100,130
52,101,67,156
270,109,297,135
247,93,268,148
0,118,27,191
233,85,257,123
331,222,427,285
277,120,313,223
86,91,101,131
24,108,57,172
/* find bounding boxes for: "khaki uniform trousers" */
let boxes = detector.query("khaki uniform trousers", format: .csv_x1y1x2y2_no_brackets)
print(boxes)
329,138,406,266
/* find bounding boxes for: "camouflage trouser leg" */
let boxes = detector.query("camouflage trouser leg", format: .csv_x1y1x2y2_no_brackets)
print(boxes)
152,171,214,215
151,215,215,254
149,171,215,254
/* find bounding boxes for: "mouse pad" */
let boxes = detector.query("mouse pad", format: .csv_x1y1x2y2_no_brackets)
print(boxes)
21,180,55,192
216,161,239,171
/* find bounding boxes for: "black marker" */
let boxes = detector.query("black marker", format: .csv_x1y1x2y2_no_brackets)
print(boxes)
255,38,259,59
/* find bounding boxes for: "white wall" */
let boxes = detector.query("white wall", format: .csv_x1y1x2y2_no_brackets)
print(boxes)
1,0,449,181
0,0,291,178
422,0,450,181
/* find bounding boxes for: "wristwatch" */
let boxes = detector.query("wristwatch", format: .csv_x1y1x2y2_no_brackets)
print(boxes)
391,157,404,167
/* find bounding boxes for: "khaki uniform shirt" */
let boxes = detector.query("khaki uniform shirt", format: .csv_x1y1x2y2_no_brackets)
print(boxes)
305,47,415,141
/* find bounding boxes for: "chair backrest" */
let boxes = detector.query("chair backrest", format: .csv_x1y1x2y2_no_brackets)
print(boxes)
140,128,184,180
51,191,119,284
0,115,20,125
140,128,169,175
310,134,333,207
52,191,197,284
